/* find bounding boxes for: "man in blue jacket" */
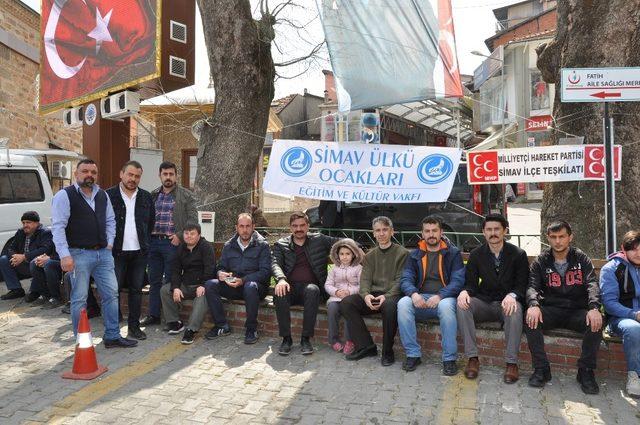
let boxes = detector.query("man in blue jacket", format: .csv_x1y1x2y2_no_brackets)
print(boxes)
398,216,465,375
204,213,271,344
600,230,640,397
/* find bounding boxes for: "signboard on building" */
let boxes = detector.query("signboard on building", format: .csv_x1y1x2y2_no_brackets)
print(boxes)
525,115,553,132
561,68,640,103
467,145,622,184
264,140,462,203
39,0,161,113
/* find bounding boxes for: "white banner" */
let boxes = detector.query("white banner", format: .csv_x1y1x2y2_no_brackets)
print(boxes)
467,145,622,185
264,140,462,203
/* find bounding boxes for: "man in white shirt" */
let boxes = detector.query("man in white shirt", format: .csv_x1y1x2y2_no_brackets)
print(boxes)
106,161,155,340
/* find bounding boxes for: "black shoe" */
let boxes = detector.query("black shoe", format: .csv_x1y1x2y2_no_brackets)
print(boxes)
128,326,147,340
345,344,378,361
32,295,46,306
402,357,422,372
278,336,293,356
577,368,599,394
181,329,196,345
24,292,40,303
1,288,25,300
443,361,459,376
528,367,552,388
301,337,314,355
381,352,395,367
167,321,185,334
140,315,161,327
205,325,231,340
42,298,63,309
61,302,71,314
244,330,259,345
104,337,138,348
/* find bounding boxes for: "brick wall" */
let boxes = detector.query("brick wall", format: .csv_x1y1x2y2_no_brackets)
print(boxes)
0,0,81,151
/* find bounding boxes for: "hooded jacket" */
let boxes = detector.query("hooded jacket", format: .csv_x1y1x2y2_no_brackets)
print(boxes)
527,246,600,310
324,238,364,303
400,237,465,299
599,251,640,320
217,231,271,288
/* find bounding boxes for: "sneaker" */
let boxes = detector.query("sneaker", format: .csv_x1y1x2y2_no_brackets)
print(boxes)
626,371,640,398
167,321,185,334
244,330,259,345
402,357,422,372
61,302,71,314
528,367,552,388
278,336,293,356
127,325,147,340
204,325,231,340
1,288,25,300
345,344,377,361
301,337,314,355
443,360,459,376
343,340,355,356
140,315,161,327
42,298,63,309
331,342,344,352
24,292,40,303
32,295,46,306
181,329,196,345
577,368,599,395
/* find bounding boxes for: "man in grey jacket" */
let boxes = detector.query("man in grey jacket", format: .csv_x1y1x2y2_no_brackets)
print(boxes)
141,161,198,327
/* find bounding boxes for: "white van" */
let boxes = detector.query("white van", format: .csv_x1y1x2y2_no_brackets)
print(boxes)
0,152,54,251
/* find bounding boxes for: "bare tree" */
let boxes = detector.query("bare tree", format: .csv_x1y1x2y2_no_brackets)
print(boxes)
536,0,640,258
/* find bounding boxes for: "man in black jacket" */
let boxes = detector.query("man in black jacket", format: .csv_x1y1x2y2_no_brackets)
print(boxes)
457,214,529,383
106,161,155,340
525,220,603,394
160,223,215,344
0,211,55,302
272,211,339,356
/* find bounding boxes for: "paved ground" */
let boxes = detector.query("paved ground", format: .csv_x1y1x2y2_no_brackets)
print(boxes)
1,294,639,425
508,202,543,256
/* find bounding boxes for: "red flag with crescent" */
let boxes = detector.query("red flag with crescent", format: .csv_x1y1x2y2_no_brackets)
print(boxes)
39,0,159,113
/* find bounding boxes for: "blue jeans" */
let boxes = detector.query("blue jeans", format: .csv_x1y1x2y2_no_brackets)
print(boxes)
204,279,268,332
609,318,640,374
29,259,62,298
147,238,177,318
69,248,120,340
0,255,31,291
398,294,458,361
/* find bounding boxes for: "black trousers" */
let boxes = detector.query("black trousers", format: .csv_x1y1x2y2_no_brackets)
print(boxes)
273,282,321,338
525,306,602,370
114,250,147,327
340,293,401,356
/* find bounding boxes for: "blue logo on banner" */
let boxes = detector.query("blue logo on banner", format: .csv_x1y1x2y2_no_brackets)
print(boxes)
417,154,454,184
281,147,312,177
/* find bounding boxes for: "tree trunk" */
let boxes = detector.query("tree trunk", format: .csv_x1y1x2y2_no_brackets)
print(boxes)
536,0,640,258
195,1,275,240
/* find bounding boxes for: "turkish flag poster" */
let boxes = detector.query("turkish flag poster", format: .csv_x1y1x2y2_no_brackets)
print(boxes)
39,0,160,114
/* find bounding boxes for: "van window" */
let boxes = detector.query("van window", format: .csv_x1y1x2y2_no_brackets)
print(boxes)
0,171,45,204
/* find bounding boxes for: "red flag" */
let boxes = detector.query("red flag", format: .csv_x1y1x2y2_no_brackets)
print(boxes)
40,0,158,113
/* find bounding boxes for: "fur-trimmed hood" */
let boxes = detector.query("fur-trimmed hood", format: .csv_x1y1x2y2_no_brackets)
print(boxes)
330,238,365,266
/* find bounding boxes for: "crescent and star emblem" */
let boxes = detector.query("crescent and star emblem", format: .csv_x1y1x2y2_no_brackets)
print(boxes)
44,0,114,79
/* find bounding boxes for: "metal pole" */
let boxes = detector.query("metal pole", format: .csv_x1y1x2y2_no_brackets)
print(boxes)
604,102,616,255
501,61,505,148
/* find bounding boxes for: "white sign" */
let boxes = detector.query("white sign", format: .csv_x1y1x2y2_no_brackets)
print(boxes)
561,67,640,102
467,145,622,185
264,140,462,203
84,103,97,126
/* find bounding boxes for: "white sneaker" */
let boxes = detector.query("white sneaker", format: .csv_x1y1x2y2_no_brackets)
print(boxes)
626,371,640,397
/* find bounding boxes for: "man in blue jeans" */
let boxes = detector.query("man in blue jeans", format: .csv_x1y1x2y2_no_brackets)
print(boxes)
398,216,465,375
204,213,271,344
600,230,640,398
51,158,137,348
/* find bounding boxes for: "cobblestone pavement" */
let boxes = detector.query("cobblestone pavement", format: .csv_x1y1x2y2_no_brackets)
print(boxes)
1,297,639,425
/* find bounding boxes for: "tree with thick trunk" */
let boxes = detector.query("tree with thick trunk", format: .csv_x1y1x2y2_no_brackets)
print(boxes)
537,0,640,258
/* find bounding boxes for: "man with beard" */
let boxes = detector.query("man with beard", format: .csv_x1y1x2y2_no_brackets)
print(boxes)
204,213,271,344
106,161,155,340
51,159,137,348
397,216,464,375
525,220,602,394
457,214,529,383
142,162,198,327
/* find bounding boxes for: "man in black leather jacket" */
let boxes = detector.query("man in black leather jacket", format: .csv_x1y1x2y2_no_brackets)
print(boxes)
272,211,339,356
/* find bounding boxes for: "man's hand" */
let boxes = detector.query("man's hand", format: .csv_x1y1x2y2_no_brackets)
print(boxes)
61,256,74,273
10,254,26,267
374,295,386,309
585,309,603,332
425,294,441,309
35,254,50,268
364,294,377,310
457,290,471,310
526,306,543,329
170,234,181,246
196,286,205,297
502,294,518,316
229,278,243,288
218,271,231,280
335,289,349,299
275,279,290,297
173,288,184,303
412,292,428,309
635,311,640,322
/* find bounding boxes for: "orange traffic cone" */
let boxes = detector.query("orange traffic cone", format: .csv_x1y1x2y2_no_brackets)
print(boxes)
62,308,108,380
